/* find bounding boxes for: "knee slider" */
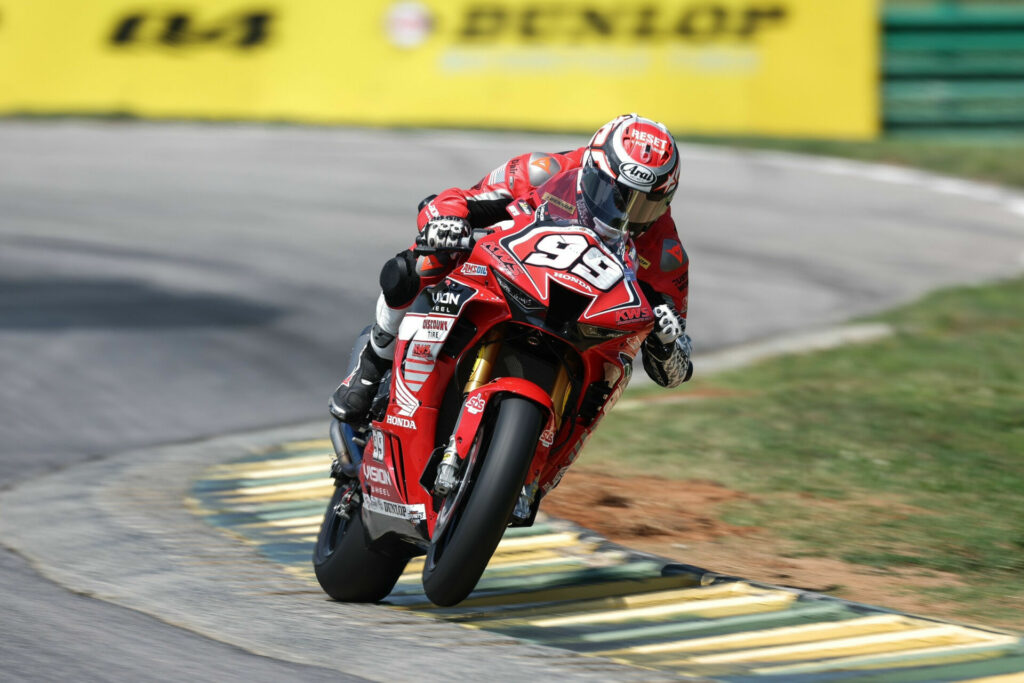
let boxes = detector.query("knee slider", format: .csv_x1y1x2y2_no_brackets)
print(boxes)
379,250,421,308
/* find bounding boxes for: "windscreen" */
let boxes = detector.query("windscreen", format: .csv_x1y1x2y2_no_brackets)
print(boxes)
534,170,628,258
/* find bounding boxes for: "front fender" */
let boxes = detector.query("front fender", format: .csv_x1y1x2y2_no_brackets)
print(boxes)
452,378,555,460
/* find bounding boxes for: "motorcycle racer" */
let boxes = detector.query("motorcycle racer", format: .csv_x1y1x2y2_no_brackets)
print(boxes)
331,114,693,423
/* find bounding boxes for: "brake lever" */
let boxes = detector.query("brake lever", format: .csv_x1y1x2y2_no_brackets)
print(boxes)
412,243,467,257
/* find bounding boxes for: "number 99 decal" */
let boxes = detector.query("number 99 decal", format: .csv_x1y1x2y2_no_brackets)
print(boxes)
523,235,623,291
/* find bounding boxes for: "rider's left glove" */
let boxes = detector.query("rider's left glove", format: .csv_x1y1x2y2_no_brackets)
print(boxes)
417,216,472,251
643,302,693,386
652,303,685,345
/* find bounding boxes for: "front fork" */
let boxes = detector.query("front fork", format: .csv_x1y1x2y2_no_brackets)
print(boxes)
463,327,502,394
434,328,503,496
433,327,571,520
514,363,569,521
461,325,571,422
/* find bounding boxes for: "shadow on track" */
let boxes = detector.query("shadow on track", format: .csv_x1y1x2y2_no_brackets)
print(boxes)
0,276,282,330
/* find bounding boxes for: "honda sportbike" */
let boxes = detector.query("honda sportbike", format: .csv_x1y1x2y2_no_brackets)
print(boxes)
314,182,656,606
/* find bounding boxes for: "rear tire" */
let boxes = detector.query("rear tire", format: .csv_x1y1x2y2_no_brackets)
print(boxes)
313,483,409,602
421,397,544,606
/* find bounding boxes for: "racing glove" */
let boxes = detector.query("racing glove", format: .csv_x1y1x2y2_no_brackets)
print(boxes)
642,302,693,387
652,304,684,345
416,216,472,251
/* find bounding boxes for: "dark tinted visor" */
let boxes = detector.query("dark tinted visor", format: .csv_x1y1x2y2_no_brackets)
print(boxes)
580,165,630,233
582,165,674,236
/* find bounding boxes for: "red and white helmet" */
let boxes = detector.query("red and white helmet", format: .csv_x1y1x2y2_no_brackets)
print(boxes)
579,114,680,239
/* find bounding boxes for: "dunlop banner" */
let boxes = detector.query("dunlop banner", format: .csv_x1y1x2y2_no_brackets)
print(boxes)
0,1,879,138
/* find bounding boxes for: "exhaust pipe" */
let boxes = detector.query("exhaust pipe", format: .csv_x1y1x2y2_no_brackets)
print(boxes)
329,418,362,480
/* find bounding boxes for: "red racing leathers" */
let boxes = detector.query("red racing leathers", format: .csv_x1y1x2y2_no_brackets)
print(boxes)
407,147,692,388
331,142,692,423
415,148,689,320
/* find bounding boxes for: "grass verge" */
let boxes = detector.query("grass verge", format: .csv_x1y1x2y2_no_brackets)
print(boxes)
683,135,1024,190
582,276,1024,628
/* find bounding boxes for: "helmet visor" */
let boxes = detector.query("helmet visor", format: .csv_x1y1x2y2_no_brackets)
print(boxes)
625,189,674,231
580,164,630,234
582,164,674,236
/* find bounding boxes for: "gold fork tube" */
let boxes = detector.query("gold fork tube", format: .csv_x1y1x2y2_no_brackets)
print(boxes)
550,363,570,430
463,329,502,394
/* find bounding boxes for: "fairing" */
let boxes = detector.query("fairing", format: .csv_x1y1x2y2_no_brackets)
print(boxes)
358,203,656,552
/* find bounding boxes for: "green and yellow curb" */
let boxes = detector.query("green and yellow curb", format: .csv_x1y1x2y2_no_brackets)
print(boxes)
191,439,1024,682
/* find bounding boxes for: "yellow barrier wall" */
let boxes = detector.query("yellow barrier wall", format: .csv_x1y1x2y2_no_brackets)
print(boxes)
0,1,879,138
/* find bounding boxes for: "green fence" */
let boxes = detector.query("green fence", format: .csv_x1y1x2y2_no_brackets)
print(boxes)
884,2,1024,132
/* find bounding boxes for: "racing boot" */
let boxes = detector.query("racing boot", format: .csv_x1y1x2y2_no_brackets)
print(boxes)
329,324,395,423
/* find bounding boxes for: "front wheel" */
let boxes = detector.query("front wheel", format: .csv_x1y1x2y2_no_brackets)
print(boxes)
313,481,409,602
422,397,544,606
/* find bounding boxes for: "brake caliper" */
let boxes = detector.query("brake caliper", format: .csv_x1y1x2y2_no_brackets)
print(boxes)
433,438,461,497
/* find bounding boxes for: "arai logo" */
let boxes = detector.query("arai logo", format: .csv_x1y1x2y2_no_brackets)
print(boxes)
619,162,656,187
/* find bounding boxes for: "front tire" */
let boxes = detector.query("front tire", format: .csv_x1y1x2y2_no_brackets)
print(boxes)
421,397,544,606
313,482,409,602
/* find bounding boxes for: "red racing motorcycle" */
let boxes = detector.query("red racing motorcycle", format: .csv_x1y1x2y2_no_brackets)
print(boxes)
314,177,656,606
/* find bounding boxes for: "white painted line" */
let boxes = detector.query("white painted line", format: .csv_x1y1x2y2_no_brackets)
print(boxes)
676,143,1024,227
927,177,1004,202
615,394,705,411
860,166,920,186
627,323,893,388
697,323,894,375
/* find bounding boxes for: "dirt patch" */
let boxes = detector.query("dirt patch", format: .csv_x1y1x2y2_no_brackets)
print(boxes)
637,536,972,621
543,472,755,542
543,470,971,625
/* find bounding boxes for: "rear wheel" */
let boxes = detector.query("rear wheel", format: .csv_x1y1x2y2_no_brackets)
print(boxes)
421,397,544,606
313,481,409,602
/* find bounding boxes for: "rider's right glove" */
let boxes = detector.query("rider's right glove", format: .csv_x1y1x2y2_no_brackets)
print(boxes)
416,216,472,251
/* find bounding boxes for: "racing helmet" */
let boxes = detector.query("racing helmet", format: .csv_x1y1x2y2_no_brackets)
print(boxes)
579,114,680,240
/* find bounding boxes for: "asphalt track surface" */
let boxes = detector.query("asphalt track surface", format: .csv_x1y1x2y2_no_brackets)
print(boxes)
1,120,1022,680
